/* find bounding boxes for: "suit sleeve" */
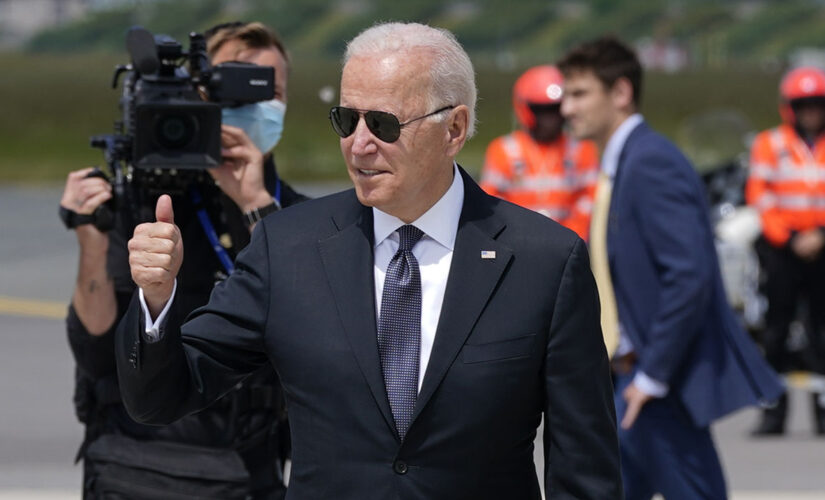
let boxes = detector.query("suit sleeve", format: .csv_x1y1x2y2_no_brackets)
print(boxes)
543,238,622,499
632,149,713,383
116,222,272,425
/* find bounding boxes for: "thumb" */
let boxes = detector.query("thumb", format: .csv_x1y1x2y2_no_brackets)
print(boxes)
620,400,640,430
155,194,174,224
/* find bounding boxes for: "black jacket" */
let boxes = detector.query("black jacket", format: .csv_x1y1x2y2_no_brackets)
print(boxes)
116,168,621,500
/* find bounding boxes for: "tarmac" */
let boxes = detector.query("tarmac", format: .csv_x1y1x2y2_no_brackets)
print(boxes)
0,183,823,499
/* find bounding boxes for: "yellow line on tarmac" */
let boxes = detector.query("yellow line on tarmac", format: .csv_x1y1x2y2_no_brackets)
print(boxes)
0,295,66,320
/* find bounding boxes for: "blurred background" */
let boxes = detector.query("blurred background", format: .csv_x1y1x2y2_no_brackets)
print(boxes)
2,0,823,184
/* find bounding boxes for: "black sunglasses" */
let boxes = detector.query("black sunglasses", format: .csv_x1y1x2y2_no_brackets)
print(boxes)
329,105,455,143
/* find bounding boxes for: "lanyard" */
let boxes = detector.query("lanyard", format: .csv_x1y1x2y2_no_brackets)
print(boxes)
270,165,283,209
190,187,235,275
190,162,282,275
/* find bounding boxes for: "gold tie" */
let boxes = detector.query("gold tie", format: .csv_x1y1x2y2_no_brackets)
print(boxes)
590,171,620,358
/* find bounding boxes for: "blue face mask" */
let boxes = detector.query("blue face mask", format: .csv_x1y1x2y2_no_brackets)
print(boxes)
221,99,286,153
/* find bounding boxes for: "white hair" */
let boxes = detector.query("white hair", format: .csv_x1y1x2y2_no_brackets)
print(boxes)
344,22,478,137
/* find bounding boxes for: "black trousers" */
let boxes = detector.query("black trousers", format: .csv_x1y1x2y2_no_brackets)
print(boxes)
756,237,825,374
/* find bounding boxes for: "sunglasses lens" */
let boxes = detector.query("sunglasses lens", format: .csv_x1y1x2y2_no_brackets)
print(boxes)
330,107,359,138
365,111,401,143
329,107,402,142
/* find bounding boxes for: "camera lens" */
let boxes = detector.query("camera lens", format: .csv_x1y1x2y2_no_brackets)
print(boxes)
154,113,197,149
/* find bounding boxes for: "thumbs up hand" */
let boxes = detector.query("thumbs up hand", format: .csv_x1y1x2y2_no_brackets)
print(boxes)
128,194,184,318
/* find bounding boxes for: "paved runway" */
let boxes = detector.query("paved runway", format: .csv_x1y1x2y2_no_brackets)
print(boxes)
1,184,823,498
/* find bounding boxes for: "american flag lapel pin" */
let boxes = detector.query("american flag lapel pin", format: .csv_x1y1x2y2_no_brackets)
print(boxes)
481,250,496,259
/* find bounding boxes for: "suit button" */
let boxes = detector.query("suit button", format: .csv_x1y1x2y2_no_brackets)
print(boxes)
393,460,408,475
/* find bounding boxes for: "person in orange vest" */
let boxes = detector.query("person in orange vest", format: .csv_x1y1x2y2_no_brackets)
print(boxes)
480,65,598,240
746,66,825,436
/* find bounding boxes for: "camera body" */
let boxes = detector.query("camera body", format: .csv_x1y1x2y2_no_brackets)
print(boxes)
131,71,222,169
117,27,274,170
89,27,276,231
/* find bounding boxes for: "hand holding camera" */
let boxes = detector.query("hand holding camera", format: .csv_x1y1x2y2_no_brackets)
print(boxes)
61,167,113,217
59,167,115,238
210,125,272,212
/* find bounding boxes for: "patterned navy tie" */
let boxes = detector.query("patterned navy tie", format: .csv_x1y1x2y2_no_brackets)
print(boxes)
378,224,424,440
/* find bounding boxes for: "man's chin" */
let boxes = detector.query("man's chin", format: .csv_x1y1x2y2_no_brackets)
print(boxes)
353,185,379,209
355,195,376,208
569,129,591,142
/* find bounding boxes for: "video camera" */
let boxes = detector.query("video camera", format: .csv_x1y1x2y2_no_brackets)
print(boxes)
88,26,276,230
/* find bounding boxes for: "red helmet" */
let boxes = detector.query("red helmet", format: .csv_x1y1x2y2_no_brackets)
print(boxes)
779,66,825,124
513,65,564,129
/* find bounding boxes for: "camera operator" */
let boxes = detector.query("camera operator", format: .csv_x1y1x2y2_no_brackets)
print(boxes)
206,21,306,223
61,22,304,499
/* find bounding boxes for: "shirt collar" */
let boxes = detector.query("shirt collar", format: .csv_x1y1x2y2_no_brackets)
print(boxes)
601,113,644,179
373,162,464,251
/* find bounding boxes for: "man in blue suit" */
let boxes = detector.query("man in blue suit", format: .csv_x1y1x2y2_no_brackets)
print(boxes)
559,37,783,500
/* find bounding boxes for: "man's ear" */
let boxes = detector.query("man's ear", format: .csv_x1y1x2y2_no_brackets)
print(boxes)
445,105,469,156
611,77,635,113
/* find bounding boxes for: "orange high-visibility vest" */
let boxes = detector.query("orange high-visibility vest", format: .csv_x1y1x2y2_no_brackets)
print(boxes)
480,130,599,240
746,124,825,247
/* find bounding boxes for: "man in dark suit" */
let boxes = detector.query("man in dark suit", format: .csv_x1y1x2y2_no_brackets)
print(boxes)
558,37,783,500
115,22,621,499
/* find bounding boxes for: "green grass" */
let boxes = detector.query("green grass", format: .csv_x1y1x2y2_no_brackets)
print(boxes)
0,50,783,183
0,51,122,182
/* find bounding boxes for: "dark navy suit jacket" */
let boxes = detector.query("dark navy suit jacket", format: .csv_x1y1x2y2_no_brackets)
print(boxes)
115,168,622,499
608,121,782,427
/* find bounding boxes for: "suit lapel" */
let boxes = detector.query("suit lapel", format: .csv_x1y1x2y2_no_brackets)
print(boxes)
317,203,397,435
611,121,647,193
608,121,647,260
317,176,513,437
412,173,513,424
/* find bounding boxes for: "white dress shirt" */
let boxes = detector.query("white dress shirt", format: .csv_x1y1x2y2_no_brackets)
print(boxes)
601,114,668,398
143,164,465,394
372,163,463,391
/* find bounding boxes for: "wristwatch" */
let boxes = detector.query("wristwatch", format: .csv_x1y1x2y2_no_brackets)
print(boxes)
59,206,96,229
243,201,280,227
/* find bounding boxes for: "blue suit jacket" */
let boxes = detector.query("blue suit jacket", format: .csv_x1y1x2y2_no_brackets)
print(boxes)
608,121,782,427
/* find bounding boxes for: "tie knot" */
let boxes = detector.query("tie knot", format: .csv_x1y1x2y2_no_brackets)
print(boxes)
397,225,424,252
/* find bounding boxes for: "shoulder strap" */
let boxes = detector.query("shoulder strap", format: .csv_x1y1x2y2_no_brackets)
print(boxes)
190,186,235,275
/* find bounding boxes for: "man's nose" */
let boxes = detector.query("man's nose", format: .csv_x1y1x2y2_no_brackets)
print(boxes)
350,116,378,155
560,98,573,118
